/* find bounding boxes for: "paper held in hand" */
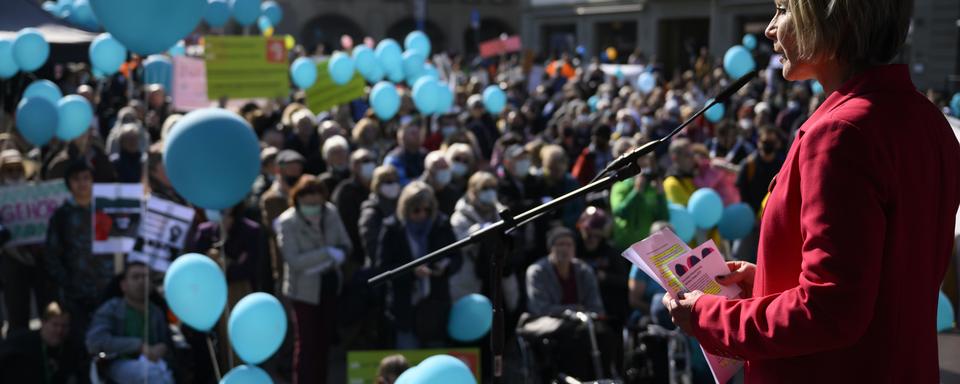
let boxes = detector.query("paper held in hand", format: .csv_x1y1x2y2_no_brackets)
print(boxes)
621,228,744,384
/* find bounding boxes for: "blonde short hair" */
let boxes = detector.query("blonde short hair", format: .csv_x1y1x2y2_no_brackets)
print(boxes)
396,181,437,223
789,0,913,66
371,165,398,193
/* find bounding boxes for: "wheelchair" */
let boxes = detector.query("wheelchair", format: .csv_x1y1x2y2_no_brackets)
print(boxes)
515,310,622,384
621,316,693,384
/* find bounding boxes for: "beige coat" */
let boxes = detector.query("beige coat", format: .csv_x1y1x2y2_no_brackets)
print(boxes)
275,203,352,304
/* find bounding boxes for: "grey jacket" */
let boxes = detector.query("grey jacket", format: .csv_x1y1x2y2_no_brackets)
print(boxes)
85,298,172,357
276,203,352,305
525,257,605,317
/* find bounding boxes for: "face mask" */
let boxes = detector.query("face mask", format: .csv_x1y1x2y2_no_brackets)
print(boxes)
299,203,323,217
284,175,300,187
616,122,633,135
360,162,376,180
513,160,531,177
380,182,400,199
451,162,468,177
333,164,349,173
434,169,452,186
477,189,498,205
738,118,754,131
641,116,654,129
441,126,458,138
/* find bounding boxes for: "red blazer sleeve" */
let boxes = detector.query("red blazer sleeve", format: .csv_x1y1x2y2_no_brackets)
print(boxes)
689,119,888,360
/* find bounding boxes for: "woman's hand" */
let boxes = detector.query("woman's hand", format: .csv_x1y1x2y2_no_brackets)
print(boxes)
716,261,757,297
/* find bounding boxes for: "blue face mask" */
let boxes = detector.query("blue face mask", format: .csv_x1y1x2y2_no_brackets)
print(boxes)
406,218,432,236
299,204,322,217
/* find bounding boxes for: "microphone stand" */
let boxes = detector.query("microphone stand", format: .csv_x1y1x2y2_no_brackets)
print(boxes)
368,70,758,383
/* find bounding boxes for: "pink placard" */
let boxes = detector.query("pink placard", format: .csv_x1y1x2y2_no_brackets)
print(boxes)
172,56,210,112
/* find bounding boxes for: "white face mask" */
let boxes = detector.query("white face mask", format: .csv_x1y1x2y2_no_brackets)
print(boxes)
360,162,376,181
380,182,400,199
451,162,468,177
434,168,452,186
512,160,531,177
477,189,497,205
616,122,633,135
738,118,754,131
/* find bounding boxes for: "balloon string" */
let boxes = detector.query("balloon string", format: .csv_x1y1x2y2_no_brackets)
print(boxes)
207,335,223,381
219,221,234,369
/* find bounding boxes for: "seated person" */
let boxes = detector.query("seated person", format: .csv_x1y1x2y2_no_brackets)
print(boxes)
376,354,410,384
0,302,84,383
526,226,605,317
86,262,174,384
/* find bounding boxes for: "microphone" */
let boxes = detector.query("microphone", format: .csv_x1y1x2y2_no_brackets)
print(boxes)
592,70,757,182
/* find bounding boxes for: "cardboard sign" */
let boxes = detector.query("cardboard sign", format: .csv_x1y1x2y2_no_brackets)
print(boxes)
0,181,70,246
92,183,143,254
128,197,196,272
172,56,210,111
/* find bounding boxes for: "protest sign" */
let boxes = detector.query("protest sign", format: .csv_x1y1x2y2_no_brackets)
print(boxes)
128,196,196,271
172,56,210,111
93,183,143,254
479,35,522,58
0,181,70,246
205,35,289,99
305,59,366,114
346,348,480,384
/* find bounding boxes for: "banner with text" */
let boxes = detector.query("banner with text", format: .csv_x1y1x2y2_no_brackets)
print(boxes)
205,36,290,99
305,59,366,114
0,181,70,246
172,56,210,111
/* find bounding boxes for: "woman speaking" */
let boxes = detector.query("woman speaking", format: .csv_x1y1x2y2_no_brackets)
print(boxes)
663,0,960,382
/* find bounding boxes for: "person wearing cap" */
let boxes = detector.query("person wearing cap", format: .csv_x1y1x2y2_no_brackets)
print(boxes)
260,149,307,228
575,206,629,328
464,94,500,162
251,146,280,204
525,226,604,317
571,124,613,186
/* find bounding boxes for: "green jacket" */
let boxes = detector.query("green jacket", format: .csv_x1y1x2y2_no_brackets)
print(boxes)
610,179,669,250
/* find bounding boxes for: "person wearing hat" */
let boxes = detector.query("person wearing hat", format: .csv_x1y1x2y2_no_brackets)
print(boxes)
525,226,604,317
260,149,307,228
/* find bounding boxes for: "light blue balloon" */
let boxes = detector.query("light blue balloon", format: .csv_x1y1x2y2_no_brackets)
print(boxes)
717,203,755,240
290,57,317,89
704,99,725,123
404,30,431,58
229,293,287,364
412,77,439,115
220,365,272,384
12,28,50,72
0,40,18,79
66,0,99,31
615,66,625,81
362,62,384,83
688,188,724,229
951,93,960,117
723,45,756,79
163,108,261,209
328,52,355,85
637,72,655,94
742,34,758,51
90,0,205,56
434,82,453,115
939,290,955,332
204,0,231,28
15,97,58,147
23,80,63,105
352,46,379,79
163,253,227,331
167,40,186,57
409,355,476,384
668,203,695,243
230,0,260,26
402,51,425,83
375,39,403,73
260,1,282,26
89,33,126,75
394,366,421,384
420,64,439,82
811,80,824,96
56,95,94,141
386,67,405,83
56,0,73,18
143,55,172,95
448,294,493,342
42,1,60,14
482,85,506,115
370,81,400,121
587,95,599,112
257,15,272,32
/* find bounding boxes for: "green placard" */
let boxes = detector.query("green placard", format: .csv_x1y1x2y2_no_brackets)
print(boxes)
204,36,290,99
346,348,481,384
305,59,366,114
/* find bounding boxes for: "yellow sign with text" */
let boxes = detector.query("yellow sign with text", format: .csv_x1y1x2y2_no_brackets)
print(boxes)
305,59,366,114
204,36,289,99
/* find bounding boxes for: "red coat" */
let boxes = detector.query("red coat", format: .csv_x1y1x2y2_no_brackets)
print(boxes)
690,65,960,383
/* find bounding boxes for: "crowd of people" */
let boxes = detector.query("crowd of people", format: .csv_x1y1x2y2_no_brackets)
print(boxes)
0,41,952,384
